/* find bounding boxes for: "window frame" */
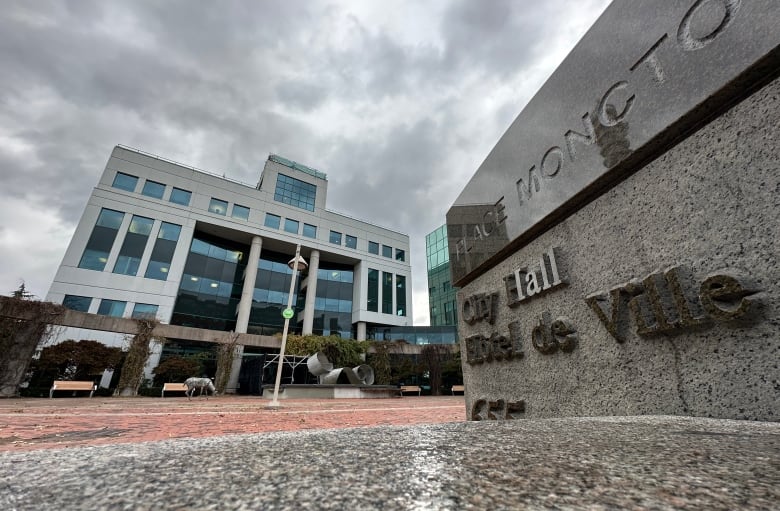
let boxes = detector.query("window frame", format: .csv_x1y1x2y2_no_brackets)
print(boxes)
208,198,228,216
284,218,300,234
264,213,281,229
303,223,317,239
169,187,192,206
111,172,138,192
141,179,166,199
232,204,250,221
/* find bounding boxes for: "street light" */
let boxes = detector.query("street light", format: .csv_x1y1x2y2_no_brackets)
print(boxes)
267,244,308,409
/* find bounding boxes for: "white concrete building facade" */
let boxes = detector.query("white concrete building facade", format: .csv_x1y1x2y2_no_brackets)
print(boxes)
46,146,412,381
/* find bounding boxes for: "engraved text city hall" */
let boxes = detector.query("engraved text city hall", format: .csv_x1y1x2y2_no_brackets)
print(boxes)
463,247,761,367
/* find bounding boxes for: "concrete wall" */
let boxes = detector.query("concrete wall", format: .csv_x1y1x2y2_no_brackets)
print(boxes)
458,76,779,421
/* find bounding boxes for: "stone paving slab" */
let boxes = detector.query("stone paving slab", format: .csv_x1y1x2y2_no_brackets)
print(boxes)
0,396,466,452
0,416,777,510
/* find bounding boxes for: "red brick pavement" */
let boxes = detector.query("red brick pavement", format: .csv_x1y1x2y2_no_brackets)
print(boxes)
0,395,467,452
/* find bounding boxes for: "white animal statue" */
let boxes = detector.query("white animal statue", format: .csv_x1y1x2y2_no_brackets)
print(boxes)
183,377,217,400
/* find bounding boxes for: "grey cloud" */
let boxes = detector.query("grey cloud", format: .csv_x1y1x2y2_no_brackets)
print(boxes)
0,0,612,317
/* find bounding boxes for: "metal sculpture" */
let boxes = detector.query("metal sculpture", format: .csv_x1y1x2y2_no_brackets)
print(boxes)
306,352,374,385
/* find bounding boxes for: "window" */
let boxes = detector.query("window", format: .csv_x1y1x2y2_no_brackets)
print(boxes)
145,222,181,280
141,180,165,199
274,173,316,211
382,245,392,258
264,213,281,229
395,248,405,262
382,272,393,314
368,241,379,255
112,172,138,192
97,299,126,317
284,218,299,234
63,295,91,312
303,223,317,239
367,269,379,312
78,208,125,271
232,204,250,221
113,215,154,276
345,235,357,249
131,303,159,319
396,275,406,317
208,198,228,215
169,187,191,206
329,231,342,245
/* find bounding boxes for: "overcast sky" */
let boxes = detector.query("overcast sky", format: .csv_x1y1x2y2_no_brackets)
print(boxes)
0,0,611,326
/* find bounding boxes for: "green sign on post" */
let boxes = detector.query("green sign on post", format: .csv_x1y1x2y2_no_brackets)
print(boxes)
282,308,294,319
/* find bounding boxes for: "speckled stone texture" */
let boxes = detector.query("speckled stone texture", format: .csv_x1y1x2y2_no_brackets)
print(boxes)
458,76,779,421
0,417,777,510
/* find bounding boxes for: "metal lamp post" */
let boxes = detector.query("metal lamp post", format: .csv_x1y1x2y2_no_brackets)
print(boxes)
267,244,307,409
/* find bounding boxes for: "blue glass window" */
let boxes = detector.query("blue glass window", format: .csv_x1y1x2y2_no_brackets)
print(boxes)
131,303,159,319
382,245,392,258
329,231,342,245
113,215,154,276
274,173,316,211
367,269,378,312
208,198,228,215
78,208,125,271
63,295,91,312
169,187,191,206
284,218,299,234
145,222,181,280
141,180,165,199
264,213,280,229
97,299,126,317
368,241,379,255
382,272,393,314
171,236,246,332
396,275,406,316
395,248,405,262
303,223,317,239
345,235,357,249
112,172,138,192
232,204,250,221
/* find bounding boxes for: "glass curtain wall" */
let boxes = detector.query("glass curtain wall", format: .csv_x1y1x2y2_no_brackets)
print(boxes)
311,264,353,338
382,272,393,314
426,225,459,327
367,269,379,312
396,275,406,316
170,233,246,331
112,215,154,276
247,249,303,336
78,208,124,271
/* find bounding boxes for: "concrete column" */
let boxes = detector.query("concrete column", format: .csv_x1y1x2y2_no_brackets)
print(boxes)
302,249,320,335
226,344,244,394
356,321,367,341
235,236,262,333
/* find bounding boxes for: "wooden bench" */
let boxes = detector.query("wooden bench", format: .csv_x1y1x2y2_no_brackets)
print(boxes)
49,380,97,398
451,385,465,395
400,385,422,396
161,383,189,397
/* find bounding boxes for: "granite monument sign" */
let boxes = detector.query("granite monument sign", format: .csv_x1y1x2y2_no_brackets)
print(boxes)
447,0,779,421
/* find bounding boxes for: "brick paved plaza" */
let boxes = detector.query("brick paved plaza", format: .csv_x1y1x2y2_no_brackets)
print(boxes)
0,395,467,452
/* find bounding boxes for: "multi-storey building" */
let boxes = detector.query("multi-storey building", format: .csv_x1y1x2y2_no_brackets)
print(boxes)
46,146,412,379
425,225,458,327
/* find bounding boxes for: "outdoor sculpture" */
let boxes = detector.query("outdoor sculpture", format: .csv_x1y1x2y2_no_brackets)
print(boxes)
306,352,374,385
183,377,217,400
